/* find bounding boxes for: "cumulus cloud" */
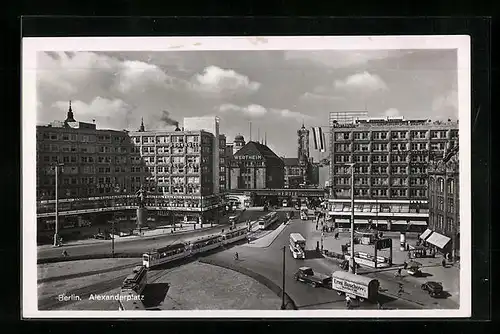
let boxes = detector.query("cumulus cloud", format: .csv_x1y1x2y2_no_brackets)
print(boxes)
218,103,267,117
116,60,183,93
384,108,401,117
192,66,261,95
53,97,132,130
270,108,313,121
334,71,388,94
432,90,458,119
218,103,311,122
37,51,183,98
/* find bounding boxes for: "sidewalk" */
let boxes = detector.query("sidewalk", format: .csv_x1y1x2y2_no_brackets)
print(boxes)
245,222,288,248
307,222,460,307
37,223,221,250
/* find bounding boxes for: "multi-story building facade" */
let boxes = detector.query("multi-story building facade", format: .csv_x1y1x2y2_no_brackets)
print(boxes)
36,106,224,243
218,134,227,193
329,115,459,201
283,124,316,188
325,114,458,232
36,104,143,201
427,145,460,260
228,141,284,190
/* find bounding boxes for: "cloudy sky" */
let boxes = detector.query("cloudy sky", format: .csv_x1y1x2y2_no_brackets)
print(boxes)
36,49,458,158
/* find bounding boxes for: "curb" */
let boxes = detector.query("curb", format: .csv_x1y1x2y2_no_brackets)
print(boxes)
249,223,288,248
199,258,297,310
38,253,143,265
37,225,222,249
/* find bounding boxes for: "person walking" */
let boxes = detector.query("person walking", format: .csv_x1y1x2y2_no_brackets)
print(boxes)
442,258,446,268
345,296,352,309
234,252,239,261
398,283,404,296
62,250,69,257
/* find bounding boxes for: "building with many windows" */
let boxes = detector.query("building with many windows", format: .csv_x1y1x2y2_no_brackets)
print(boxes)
228,141,284,190
427,145,460,260
36,106,225,243
36,103,142,200
329,114,459,201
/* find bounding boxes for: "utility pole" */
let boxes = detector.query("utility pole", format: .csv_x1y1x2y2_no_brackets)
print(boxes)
53,163,64,247
111,218,115,258
349,163,356,274
281,245,286,310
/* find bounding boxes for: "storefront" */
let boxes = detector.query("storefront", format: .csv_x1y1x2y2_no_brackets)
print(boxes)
419,229,452,257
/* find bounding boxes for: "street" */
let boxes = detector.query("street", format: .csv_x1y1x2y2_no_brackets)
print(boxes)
37,209,267,260
205,218,420,310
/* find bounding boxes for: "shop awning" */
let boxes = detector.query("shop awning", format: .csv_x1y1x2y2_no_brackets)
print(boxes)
426,232,451,249
419,228,433,240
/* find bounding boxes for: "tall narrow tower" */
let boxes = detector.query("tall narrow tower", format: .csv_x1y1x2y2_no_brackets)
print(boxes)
297,123,310,163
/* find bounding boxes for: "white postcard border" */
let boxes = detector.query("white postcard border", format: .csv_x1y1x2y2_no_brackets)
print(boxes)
22,35,471,318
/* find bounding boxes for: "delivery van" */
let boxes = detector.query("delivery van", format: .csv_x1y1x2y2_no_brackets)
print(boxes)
331,271,380,302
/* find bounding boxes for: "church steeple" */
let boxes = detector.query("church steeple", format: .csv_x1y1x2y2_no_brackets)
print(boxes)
139,117,145,132
65,100,75,122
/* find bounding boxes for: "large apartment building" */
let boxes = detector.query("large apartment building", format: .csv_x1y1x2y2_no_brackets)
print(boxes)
329,114,459,201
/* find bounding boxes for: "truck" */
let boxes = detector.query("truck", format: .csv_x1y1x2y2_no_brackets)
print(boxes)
293,267,332,288
331,271,380,302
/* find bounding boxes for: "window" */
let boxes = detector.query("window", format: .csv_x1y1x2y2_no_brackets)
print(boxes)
438,196,444,211
438,178,444,193
447,179,455,194
438,214,444,230
448,198,455,213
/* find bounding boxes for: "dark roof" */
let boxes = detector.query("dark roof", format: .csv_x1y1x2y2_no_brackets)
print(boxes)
233,141,283,164
283,157,299,166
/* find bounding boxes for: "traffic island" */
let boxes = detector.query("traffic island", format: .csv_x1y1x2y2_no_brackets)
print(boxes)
199,258,297,310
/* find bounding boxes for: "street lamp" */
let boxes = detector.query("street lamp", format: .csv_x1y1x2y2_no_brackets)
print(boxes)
53,163,64,247
346,163,356,274
281,245,286,310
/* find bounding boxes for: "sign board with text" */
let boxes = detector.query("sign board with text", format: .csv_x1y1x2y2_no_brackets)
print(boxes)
332,278,368,299
376,238,392,250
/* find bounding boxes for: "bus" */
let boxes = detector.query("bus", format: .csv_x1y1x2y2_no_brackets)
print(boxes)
142,242,189,269
121,265,148,295
258,211,278,230
221,225,248,246
189,234,222,255
289,233,306,259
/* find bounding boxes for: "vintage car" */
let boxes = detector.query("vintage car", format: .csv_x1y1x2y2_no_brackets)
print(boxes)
293,267,332,288
421,281,444,297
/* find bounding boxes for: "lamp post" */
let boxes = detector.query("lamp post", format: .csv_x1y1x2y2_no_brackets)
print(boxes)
53,163,64,247
281,245,286,310
347,163,356,274
111,218,115,258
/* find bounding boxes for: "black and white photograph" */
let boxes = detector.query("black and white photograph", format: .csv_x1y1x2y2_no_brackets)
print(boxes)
22,36,471,318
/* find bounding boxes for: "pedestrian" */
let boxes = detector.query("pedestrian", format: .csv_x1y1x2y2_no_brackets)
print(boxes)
403,261,408,270
397,268,402,277
316,224,318,230
442,258,446,268
62,250,68,257
247,236,250,244
377,301,383,309
398,283,404,296
345,296,351,309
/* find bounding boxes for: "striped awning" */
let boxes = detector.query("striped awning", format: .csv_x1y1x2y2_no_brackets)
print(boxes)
419,228,433,240
426,232,451,249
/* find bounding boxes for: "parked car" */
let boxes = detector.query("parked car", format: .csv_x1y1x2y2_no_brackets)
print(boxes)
293,267,332,288
421,281,443,297
94,232,111,240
